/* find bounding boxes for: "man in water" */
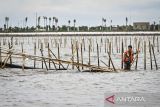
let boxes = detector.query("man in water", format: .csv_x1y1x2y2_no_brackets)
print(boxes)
123,45,136,70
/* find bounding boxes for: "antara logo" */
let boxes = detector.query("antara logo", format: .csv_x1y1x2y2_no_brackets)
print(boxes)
105,95,146,104
105,95,115,104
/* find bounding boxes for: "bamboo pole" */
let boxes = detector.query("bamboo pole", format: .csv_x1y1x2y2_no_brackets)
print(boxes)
130,37,131,45
76,41,80,71
105,39,107,53
100,43,101,53
141,39,144,53
41,43,43,69
144,41,146,70
151,44,158,70
101,60,109,67
21,43,25,71
83,38,85,51
135,38,137,51
48,43,51,69
1,48,114,72
135,41,140,70
89,44,91,66
108,42,111,67
157,36,159,52
118,36,120,53
149,41,153,70
51,59,58,70
34,42,36,69
121,39,124,69
71,43,74,69
81,43,83,70
107,39,109,52
93,38,95,52
125,37,127,51
58,44,61,69
112,38,113,54
116,36,118,53
97,43,100,68
22,54,25,71
40,49,48,71
0,43,2,68
11,36,13,47
9,43,12,64
49,48,65,70
107,52,116,71
153,36,155,47
2,53,12,68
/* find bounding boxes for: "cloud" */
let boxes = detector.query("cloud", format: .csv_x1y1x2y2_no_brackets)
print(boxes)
0,0,159,27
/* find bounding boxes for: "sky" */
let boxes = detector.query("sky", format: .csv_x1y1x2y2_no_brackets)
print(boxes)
0,0,160,27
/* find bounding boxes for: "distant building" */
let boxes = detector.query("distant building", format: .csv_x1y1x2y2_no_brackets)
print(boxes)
133,22,150,30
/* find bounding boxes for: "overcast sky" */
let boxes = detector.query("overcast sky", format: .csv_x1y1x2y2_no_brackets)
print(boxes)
0,0,160,27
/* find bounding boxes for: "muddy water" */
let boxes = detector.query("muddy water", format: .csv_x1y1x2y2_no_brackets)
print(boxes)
0,69,160,107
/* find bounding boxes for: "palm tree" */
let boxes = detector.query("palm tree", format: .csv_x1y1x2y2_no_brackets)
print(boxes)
38,16,41,28
126,17,128,31
102,18,106,31
49,17,51,30
55,18,58,31
110,20,112,31
103,18,106,31
52,17,56,31
5,17,9,31
43,16,46,29
45,17,48,31
153,21,156,31
25,17,28,27
159,20,160,31
73,19,76,31
68,20,71,31
52,17,56,26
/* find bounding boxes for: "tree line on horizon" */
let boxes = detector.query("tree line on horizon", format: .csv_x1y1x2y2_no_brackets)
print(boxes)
0,16,160,32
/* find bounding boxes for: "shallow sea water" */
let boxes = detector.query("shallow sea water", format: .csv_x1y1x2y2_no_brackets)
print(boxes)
0,68,160,107
0,35,160,107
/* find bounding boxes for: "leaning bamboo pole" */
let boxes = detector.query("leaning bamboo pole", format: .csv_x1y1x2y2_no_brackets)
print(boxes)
149,40,153,70
49,48,66,70
151,44,158,70
2,52,13,68
0,47,114,72
107,52,116,71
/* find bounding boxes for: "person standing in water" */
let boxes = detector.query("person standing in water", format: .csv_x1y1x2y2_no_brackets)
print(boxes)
123,45,136,70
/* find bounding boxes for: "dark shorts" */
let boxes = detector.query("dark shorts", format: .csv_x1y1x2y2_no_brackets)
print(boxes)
124,61,131,70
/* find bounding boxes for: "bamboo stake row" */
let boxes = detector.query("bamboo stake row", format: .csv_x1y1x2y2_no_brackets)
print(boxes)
0,36,159,71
